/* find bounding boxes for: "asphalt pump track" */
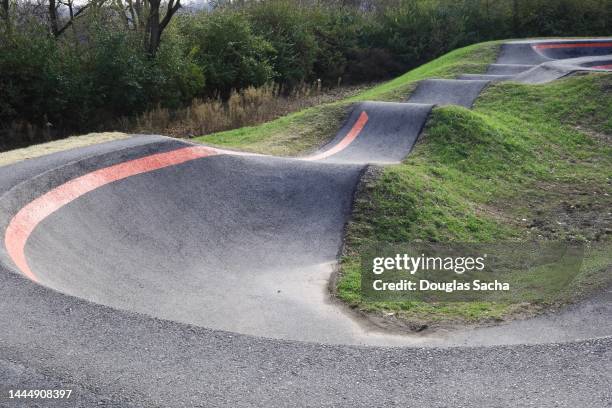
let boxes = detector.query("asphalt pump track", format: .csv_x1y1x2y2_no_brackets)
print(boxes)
1,39,611,407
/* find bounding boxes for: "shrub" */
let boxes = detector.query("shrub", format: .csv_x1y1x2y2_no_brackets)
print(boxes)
85,27,152,118
247,0,318,88
0,22,59,128
178,10,274,98
153,27,206,109
309,7,362,85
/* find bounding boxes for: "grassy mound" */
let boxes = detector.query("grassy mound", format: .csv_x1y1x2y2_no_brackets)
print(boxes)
338,73,612,324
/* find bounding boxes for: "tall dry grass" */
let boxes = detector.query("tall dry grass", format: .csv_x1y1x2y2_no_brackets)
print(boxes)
1,81,369,152
123,82,366,138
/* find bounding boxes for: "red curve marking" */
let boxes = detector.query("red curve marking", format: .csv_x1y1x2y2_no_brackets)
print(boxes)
591,64,612,70
303,111,369,161
532,42,612,50
5,146,218,283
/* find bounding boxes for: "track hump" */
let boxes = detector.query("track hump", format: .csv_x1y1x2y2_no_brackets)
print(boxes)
408,79,489,108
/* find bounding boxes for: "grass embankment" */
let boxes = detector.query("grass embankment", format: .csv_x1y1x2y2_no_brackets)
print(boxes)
339,73,612,325
194,42,499,156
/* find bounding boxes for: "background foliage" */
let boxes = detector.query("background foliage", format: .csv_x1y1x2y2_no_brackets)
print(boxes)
0,0,610,149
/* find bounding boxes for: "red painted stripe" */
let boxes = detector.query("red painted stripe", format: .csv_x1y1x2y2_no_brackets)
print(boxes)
4,146,218,282
303,111,369,161
591,64,612,70
533,42,612,50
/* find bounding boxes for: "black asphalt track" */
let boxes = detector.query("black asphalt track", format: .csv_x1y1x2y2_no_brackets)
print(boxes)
315,101,432,164
496,42,550,65
407,79,488,107
0,135,174,193
486,63,534,75
1,39,611,407
530,39,612,60
3,150,369,344
1,267,610,407
514,55,612,83
495,39,612,83
457,73,515,81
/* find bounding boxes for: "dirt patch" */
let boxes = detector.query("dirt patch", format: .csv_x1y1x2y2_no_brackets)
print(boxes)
510,182,612,242
574,125,612,144
350,301,547,335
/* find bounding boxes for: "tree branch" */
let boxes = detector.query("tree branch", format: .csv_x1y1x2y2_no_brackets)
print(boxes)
55,2,89,36
1,0,9,21
54,0,109,37
159,0,180,32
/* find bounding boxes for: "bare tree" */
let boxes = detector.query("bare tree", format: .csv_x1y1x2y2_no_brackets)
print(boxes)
47,0,58,33
113,0,148,30
144,0,180,56
47,0,104,37
1,0,9,21
111,0,181,56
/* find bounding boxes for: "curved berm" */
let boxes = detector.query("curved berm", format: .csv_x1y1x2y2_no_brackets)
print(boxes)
530,39,612,59
0,100,440,345
1,145,381,344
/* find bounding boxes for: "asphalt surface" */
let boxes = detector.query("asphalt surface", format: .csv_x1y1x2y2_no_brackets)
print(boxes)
407,79,488,108
1,39,611,407
1,269,611,407
314,101,432,164
499,39,612,83
457,73,515,81
486,63,534,75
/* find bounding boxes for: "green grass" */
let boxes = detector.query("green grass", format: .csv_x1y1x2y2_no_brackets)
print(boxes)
194,103,351,156
194,41,500,155
338,73,612,325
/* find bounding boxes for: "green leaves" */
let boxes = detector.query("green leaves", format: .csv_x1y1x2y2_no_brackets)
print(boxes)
178,11,274,96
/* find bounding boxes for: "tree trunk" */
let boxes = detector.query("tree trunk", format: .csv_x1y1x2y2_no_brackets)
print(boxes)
145,0,161,55
144,0,180,56
512,0,519,36
49,0,59,36
48,1,99,38
1,0,9,21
